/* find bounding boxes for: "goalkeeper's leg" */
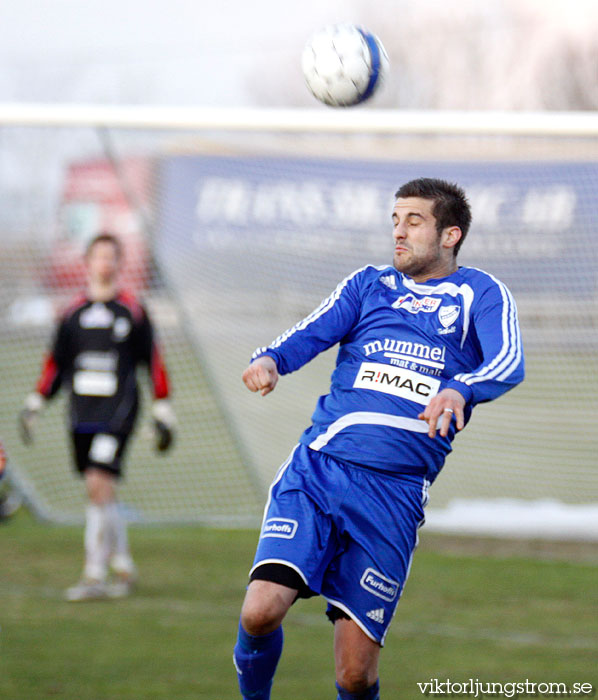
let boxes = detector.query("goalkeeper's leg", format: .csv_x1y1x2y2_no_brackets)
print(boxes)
66,462,120,601
233,580,296,700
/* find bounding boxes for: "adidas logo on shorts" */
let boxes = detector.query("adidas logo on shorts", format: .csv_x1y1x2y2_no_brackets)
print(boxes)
366,608,385,624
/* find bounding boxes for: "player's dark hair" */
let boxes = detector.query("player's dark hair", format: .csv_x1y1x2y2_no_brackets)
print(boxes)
394,178,472,255
85,232,124,261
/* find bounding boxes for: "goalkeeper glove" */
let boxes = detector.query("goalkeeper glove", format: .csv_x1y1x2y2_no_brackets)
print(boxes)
18,393,45,445
151,399,175,452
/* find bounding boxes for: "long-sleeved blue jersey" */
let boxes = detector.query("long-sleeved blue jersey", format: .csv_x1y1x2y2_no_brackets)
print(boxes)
252,264,524,483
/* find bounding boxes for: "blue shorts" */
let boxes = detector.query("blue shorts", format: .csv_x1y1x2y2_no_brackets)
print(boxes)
250,443,429,645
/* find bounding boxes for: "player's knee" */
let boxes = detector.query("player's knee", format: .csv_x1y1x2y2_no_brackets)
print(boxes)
240,599,281,636
85,468,116,504
336,663,373,694
240,587,290,636
240,579,295,635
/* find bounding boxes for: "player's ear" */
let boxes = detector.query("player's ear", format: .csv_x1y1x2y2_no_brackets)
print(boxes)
442,226,462,251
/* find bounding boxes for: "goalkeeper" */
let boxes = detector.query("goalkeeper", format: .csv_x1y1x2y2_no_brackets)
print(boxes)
19,232,175,601
234,178,524,700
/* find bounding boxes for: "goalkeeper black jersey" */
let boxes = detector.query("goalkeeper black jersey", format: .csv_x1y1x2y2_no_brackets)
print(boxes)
36,292,170,434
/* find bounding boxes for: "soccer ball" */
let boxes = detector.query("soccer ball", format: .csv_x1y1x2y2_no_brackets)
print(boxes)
301,24,389,107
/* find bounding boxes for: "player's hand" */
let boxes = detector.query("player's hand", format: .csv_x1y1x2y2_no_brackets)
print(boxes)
418,388,466,439
18,393,45,445
242,356,279,396
151,399,175,452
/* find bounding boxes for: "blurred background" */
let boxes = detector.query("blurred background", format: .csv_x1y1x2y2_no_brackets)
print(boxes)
1,0,597,110
0,0,597,534
1,3,597,699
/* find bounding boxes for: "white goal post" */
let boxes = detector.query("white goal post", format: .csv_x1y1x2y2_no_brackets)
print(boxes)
0,103,596,538
0,102,597,135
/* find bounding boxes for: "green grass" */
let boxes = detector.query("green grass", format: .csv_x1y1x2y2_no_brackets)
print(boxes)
1,510,596,700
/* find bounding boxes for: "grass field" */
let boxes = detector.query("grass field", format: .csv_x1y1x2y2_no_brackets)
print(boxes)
1,509,596,700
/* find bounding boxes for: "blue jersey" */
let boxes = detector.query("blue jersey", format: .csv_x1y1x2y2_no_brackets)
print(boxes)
252,264,524,483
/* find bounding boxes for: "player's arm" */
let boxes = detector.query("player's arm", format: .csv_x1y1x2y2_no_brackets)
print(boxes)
417,388,466,439
448,281,525,406
419,280,525,439
243,355,279,396
19,319,68,444
248,267,366,389
136,306,175,452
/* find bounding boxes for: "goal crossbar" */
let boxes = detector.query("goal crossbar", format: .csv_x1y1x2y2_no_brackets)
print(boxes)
0,102,597,136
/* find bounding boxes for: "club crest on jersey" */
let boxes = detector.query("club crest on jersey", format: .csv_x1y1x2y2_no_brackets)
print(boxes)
392,293,441,314
438,305,460,328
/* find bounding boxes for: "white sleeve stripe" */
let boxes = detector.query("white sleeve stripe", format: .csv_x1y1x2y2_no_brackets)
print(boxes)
265,266,368,351
465,282,520,383
454,298,518,385
495,291,523,382
453,272,522,386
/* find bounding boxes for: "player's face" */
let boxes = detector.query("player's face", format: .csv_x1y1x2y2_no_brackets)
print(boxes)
86,241,121,285
392,197,457,282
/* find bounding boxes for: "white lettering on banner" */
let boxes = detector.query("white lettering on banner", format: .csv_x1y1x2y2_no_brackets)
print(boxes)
192,175,576,261
262,518,298,539
73,370,117,397
195,177,389,228
196,178,578,234
520,186,576,230
468,185,513,226
353,362,440,405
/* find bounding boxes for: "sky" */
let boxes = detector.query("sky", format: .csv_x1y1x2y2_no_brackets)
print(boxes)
0,0,349,105
1,0,597,108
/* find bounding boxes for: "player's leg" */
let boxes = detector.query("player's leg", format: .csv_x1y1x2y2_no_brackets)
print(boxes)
66,464,115,600
66,433,131,601
234,444,344,698
84,465,117,577
234,579,297,700
86,432,136,590
333,617,380,699
321,466,428,698
102,433,136,588
65,434,108,599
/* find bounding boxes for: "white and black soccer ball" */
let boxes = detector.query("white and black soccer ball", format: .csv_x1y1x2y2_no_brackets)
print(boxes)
301,24,389,107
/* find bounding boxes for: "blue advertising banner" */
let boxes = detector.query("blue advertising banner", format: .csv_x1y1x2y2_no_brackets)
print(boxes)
157,154,598,299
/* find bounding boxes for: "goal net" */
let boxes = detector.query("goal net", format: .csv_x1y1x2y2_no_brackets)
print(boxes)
0,105,596,537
